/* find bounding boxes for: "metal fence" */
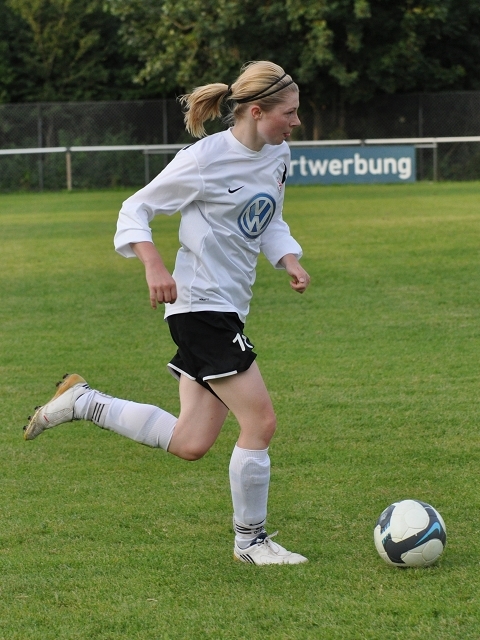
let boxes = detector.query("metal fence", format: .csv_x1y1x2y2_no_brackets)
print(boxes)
1,91,480,191
0,100,188,191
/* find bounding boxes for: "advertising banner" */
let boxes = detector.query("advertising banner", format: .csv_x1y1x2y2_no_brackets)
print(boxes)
288,145,416,185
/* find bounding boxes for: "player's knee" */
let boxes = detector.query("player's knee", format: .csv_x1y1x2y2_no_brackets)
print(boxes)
176,443,210,461
260,410,277,443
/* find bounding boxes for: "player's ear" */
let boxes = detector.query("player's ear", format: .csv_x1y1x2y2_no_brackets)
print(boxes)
250,105,262,120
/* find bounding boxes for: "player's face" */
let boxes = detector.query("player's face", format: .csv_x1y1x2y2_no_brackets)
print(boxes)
256,92,301,146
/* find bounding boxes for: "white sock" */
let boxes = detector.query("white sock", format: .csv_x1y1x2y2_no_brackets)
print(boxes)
229,445,270,548
74,390,177,451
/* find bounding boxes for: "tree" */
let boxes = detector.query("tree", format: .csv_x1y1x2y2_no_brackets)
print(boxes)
3,0,480,112
0,0,36,102
2,0,144,102
108,0,480,136
280,0,480,136
107,0,299,95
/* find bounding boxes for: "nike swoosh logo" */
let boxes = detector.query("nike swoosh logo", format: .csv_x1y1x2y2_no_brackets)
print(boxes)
228,186,244,193
415,522,443,546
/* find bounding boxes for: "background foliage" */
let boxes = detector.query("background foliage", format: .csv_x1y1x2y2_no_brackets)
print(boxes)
2,0,480,105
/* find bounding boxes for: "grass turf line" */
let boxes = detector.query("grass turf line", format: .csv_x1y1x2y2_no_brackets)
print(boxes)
1,182,480,639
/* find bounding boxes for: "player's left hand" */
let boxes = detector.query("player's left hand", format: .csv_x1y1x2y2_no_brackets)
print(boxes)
280,254,311,294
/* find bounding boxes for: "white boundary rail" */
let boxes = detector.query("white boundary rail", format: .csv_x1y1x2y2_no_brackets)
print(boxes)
1,137,480,189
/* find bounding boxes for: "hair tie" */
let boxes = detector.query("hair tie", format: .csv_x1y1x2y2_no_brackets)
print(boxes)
236,73,294,104
225,85,233,99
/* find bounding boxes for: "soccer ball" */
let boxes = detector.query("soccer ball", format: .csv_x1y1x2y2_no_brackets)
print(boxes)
374,499,447,567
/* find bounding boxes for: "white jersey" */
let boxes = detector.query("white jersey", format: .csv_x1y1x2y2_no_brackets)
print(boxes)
115,129,302,322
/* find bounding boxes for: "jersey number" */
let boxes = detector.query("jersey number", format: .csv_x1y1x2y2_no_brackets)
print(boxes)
233,333,253,352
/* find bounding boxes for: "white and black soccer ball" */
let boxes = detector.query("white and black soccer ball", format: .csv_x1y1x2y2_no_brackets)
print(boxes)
374,499,447,567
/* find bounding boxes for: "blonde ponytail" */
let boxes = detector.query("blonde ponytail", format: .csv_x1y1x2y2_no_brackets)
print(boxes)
179,83,231,138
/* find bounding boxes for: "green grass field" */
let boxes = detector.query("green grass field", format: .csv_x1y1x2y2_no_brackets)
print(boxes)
1,182,480,639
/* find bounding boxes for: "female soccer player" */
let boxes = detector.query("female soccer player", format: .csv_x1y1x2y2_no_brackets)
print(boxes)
23,61,311,565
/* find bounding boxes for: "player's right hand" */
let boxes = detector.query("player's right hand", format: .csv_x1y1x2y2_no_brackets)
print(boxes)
130,241,177,308
145,264,177,308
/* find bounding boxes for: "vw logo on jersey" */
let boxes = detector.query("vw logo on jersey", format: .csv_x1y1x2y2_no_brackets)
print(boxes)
237,193,276,239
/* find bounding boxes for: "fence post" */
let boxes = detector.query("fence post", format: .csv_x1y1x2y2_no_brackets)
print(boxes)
144,149,150,185
433,141,438,181
162,99,168,144
37,104,44,191
66,148,72,191
418,94,424,180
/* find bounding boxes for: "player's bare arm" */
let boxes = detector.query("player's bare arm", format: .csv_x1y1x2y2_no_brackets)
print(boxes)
131,241,177,308
279,253,310,293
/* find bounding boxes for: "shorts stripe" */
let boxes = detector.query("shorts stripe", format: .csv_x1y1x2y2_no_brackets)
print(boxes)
203,370,238,381
167,363,195,381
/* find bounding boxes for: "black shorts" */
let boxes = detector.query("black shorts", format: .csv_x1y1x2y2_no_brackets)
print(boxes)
166,311,257,392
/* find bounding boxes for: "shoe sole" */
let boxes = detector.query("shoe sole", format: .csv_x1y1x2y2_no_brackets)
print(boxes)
233,550,308,565
23,374,87,441
233,552,257,565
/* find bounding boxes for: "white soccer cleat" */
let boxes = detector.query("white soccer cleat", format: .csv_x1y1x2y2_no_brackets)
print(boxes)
23,373,90,441
233,531,308,565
